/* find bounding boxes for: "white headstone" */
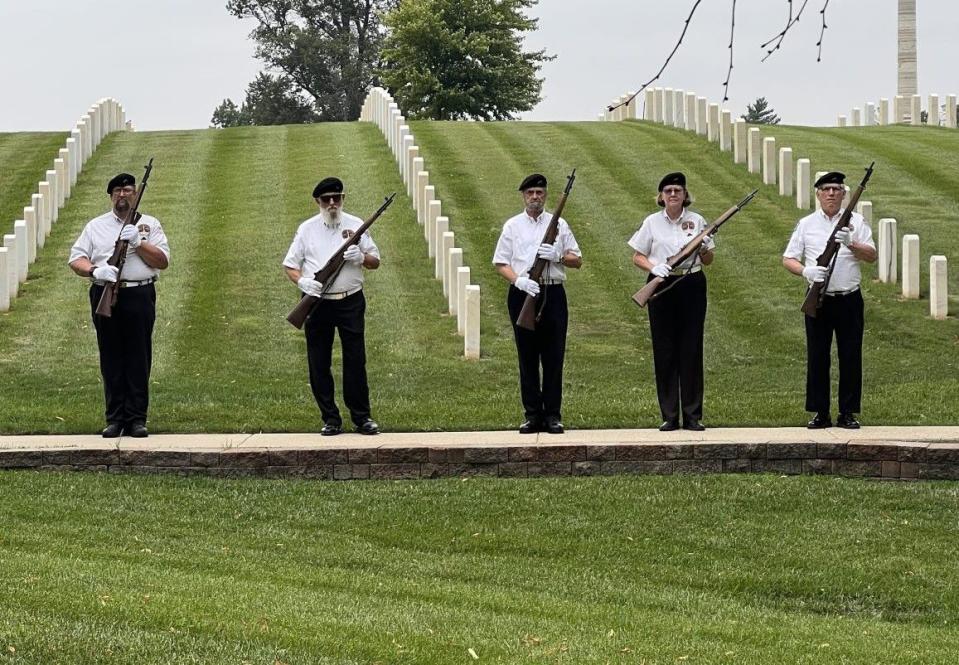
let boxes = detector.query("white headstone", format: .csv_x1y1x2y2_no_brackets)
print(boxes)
56,155,68,205
719,110,732,152
406,146,419,192
434,217,449,279
456,267,470,336
626,93,637,120
851,108,862,126
66,137,79,184
878,99,889,126
447,248,463,308
427,200,441,254
0,247,8,312
878,218,898,283
928,94,940,126
663,88,674,127
779,148,794,197
947,94,958,128
464,285,481,359
415,169,428,220
910,95,921,125
894,95,904,123
856,201,873,224
438,231,454,283
411,155,423,197
796,159,811,209
400,136,413,181
684,92,696,131
837,115,847,127
707,103,720,142
23,208,37,262
902,234,920,298
762,137,776,185
929,256,948,320
2,235,17,298
865,102,876,126
643,89,655,121
695,97,707,136
733,119,747,164
13,222,28,282
673,90,685,127
422,185,436,230
747,128,761,174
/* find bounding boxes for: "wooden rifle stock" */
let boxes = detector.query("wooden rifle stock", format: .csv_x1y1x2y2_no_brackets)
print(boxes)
286,193,396,329
800,162,875,317
515,169,577,331
632,189,758,308
95,158,154,317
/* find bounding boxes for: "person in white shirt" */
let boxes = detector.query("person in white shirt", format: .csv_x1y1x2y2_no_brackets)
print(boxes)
283,177,381,436
68,172,170,438
783,171,877,429
629,172,715,432
493,173,583,434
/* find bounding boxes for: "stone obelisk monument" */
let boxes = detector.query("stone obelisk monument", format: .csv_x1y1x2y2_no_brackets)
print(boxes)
898,0,917,98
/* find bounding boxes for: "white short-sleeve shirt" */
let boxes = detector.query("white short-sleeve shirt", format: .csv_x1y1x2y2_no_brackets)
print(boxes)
69,210,170,282
628,208,708,270
783,209,875,292
492,210,582,282
283,211,380,293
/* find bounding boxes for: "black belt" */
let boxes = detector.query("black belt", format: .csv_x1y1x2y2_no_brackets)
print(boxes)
824,286,860,297
93,277,157,288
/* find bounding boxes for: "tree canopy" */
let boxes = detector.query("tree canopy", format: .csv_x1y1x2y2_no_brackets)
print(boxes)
212,0,395,126
378,0,551,121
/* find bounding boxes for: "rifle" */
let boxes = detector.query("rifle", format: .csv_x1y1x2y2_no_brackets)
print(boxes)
515,169,577,331
632,189,758,308
95,158,154,317
286,193,395,329
799,162,875,317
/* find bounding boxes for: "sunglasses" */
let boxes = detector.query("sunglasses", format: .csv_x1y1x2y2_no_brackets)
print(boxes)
662,187,685,196
318,193,344,203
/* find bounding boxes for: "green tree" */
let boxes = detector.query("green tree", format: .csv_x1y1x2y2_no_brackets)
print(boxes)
379,0,552,120
211,74,319,127
741,97,781,125
215,0,396,124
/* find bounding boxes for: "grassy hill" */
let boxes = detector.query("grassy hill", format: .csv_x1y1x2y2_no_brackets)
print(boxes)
0,131,68,232
0,121,955,434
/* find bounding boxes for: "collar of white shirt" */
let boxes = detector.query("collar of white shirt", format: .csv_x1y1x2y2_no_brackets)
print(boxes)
525,211,548,224
662,208,687,224
818,208,845,223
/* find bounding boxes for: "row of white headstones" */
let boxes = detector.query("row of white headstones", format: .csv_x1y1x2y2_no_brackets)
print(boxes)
601,87,949,320
0,98,129,312
837,93,959,128
360,88,481,359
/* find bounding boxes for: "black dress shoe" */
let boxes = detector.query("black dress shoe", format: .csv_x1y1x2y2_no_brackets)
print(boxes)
659,420,680,432
321,423,342,436
101,423,124,438
837,413,861,429
684,419,706,431
357,419,380,435
128,423,149,438
807,413,832,429
544,419,565,434
519,419,541,434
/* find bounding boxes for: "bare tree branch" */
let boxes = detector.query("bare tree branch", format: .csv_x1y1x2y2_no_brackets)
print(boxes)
608,0,704,113
816,0,831,62
760,0,811,63
722,0,737,103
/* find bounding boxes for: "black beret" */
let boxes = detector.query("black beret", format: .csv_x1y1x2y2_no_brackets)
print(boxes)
814,171,846,188
518,173,547,191
658,172,686,191
313,177,344,198
107,173,135,194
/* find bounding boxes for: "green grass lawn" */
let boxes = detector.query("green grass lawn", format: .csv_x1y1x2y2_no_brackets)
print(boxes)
1,471,958,663
0,122,955,434
0,131,68,233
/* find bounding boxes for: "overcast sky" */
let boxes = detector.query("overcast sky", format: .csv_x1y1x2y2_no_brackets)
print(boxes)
0,1,955,131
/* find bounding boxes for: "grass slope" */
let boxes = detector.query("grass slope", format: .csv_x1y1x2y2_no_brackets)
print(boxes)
0,132,68,233
1,472,958,664
0,122,955,433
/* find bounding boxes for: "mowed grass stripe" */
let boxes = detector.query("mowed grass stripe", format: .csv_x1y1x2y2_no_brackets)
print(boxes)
3,472,959,662
0,131,68,229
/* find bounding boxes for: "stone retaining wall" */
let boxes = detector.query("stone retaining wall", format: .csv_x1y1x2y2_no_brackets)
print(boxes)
2,441,957,481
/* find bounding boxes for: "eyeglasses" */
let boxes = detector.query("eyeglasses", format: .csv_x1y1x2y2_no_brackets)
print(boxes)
112,186,136,195
318,193,343,203
818,186,844,194
662,187,685,196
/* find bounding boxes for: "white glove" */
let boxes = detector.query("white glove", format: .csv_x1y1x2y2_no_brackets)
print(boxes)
513,276,540,297
343,245,364,265
651,262,672,278
92,265,119,283
802,265,828,283
700,235,716,253
119,224,141,248
297,276,324,298
833,228,853,247
536,242,562,263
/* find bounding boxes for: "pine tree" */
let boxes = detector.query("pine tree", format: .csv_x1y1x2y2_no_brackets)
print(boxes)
741,97,781,125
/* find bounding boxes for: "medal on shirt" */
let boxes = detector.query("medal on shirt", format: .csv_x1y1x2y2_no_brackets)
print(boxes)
342,229,354,239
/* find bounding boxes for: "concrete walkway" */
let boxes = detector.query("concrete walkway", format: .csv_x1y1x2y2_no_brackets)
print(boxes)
1,425,958,452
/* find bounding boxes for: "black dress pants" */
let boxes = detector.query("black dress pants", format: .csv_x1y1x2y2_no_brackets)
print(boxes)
507,284,568,423
804,288,864,415
90,283,156,426
647,271,706,424
304,291,371,427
